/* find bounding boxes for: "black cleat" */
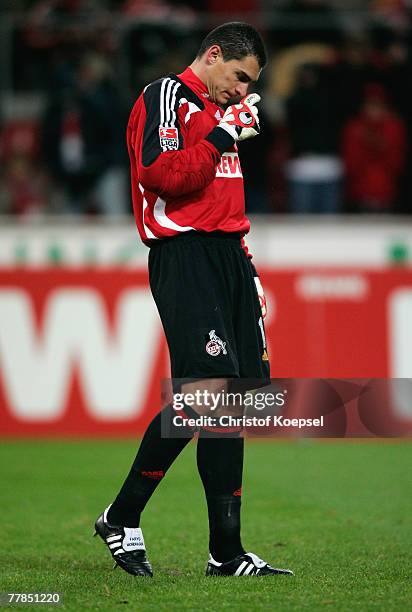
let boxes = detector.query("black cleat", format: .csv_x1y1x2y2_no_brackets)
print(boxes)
206,552,294,576
94,506,153,577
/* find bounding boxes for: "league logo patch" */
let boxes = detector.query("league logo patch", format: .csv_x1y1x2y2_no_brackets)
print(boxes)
205,329,227,357
159,127,179,150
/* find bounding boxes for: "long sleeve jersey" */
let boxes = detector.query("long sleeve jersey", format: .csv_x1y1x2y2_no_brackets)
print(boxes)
127,67,251,246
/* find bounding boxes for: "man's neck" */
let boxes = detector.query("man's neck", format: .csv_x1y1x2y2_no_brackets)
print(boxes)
189,59,208,91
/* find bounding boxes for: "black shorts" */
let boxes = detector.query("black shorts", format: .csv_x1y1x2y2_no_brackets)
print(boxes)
148,231,270,383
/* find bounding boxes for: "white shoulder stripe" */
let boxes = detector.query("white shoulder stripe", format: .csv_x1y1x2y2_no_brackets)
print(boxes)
159,77,181,131
168,81,181,128
164,79,174,126
159,78,168,128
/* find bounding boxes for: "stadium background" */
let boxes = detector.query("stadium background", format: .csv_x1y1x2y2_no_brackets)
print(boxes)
1,0,411,435
0,2,411,610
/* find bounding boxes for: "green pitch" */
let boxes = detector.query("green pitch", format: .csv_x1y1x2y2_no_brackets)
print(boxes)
1,439,411,611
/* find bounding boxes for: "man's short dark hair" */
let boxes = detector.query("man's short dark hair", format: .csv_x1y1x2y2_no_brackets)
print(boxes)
197,22,267,69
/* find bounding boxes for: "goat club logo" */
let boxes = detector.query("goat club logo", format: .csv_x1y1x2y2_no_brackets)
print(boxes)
205,329,227,357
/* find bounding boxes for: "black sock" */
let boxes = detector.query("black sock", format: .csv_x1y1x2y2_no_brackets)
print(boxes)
107,404,194,527
196,431,245,563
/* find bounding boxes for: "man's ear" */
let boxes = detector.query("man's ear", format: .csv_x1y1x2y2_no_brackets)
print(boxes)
206,45,222,65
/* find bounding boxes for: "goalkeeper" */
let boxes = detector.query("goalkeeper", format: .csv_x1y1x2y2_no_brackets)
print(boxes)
94,21,293,579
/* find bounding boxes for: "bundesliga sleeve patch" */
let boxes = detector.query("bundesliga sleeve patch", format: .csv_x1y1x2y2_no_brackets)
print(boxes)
159,127,179,151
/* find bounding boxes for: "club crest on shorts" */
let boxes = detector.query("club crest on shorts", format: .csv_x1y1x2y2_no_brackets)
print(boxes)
159,127,179,150
205,329,227,357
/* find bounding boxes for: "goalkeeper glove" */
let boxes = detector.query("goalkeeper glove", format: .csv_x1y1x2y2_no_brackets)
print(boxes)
218,93,261,142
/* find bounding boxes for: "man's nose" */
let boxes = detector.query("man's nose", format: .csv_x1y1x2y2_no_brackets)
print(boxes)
234,83,248,98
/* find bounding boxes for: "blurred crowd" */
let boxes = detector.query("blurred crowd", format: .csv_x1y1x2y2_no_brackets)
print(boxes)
1,0,412,216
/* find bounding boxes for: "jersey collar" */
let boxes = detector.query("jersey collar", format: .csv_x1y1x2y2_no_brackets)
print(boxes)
177,67,210,100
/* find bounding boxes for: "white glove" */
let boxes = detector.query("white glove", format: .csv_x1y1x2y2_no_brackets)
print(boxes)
218,93,261,142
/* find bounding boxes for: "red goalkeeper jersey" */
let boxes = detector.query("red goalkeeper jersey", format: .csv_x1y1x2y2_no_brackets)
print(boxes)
127,67,251,246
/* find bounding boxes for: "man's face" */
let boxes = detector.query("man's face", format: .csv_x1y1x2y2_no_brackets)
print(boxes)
206,50,261,106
